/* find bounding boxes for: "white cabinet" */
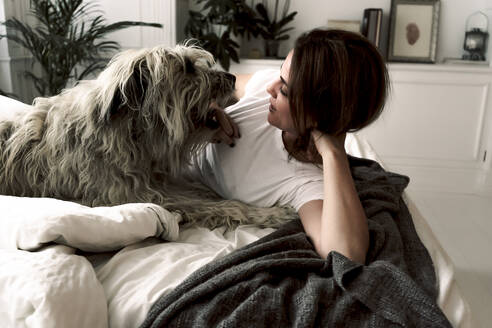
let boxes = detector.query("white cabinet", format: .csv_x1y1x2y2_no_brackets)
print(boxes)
359,64,492,193
361,64,491,169
230,60,492,194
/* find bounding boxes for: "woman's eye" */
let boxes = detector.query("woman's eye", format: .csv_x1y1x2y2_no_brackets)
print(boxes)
280,87,288,96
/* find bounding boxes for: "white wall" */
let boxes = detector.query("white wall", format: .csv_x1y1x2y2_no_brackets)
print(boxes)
238,0,491,63
0,1,7,59
97,0,183,50
0,0,188,101
0,0,11,94
0,0,34,101
1,0,491,100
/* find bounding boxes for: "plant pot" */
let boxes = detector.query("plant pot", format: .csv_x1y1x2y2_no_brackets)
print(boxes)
264,39,280,58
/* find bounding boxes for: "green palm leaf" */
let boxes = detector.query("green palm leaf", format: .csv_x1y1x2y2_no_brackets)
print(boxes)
0,0,162,97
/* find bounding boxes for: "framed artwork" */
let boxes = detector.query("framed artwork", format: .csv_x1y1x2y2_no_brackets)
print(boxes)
387,0,441,63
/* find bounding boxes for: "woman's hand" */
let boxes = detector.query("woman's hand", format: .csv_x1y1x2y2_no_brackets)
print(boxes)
209,101,240,147
311,129,346,158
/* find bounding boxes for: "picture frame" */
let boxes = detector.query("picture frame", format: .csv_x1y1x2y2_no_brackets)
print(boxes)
387,0,441,63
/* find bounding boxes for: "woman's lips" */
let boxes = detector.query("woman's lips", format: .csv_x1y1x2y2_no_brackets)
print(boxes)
269,101,276,112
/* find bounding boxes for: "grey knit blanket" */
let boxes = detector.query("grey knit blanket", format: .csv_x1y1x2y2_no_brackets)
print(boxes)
141,156,452,327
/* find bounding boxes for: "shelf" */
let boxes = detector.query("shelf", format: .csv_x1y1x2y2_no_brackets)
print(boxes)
388,62,492,74
237,58,284,64
234,58,492,73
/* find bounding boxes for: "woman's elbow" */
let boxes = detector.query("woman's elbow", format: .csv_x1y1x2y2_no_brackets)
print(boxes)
319,234,369,264
347,233,369,264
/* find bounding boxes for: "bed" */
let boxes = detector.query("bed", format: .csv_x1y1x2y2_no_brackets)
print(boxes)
0,87,473,327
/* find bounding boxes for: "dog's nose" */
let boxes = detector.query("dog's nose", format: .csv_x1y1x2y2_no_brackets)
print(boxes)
225,72,236,86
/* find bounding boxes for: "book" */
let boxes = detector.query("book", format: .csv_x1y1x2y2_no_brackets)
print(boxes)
326,20,361,34
361,8,383,48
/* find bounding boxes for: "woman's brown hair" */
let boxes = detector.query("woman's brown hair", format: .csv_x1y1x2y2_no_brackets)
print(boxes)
288,28,390,159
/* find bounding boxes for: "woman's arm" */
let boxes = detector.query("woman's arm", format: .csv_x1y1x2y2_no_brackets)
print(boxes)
298,130,369,264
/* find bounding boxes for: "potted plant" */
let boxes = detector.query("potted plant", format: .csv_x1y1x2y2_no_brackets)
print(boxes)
0,0,162,97
185,0,259,71
254,0,297,58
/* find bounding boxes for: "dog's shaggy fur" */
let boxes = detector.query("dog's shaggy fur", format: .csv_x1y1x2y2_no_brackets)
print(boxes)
0,44,296,229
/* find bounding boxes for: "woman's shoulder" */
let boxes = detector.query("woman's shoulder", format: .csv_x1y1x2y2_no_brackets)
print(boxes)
234,74,253,99
234,69,277,99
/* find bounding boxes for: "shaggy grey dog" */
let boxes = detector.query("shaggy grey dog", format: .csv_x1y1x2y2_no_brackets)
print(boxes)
0,44,295,228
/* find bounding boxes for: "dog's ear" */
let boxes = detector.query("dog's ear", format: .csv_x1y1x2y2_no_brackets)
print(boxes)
108,60,150,118
184,57,195,74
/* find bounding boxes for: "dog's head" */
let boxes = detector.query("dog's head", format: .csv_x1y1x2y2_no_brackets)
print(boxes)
99,44,237,126
94,44,237,176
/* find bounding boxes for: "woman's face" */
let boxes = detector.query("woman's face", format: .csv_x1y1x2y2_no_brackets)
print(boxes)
266,51,297,136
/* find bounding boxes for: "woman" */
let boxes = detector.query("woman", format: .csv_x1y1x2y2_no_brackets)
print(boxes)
194,28,389,264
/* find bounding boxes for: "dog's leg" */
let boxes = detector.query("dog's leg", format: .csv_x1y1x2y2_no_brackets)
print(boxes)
158,181,298,230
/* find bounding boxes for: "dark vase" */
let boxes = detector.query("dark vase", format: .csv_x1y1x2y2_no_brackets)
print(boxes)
264,39,280,58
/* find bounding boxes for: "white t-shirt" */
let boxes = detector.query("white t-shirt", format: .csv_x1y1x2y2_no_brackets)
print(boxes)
188,69,324,211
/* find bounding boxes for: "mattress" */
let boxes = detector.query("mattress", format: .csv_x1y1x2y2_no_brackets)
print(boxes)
346,133,473,328
84,134,475,327
0,94,472,327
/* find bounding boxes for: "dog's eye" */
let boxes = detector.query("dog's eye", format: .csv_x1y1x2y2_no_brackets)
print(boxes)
190,108,218,129
206,110,215,121
205,110,219,129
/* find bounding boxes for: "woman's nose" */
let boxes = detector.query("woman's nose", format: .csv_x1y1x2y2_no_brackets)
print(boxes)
266,81,275,97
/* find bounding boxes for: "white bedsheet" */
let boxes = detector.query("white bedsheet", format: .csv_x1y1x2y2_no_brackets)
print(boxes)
0,196,181,328
95,225,274,328
0,245,106,328
0,195,274,328
0,95,471,327
0,136,473,328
